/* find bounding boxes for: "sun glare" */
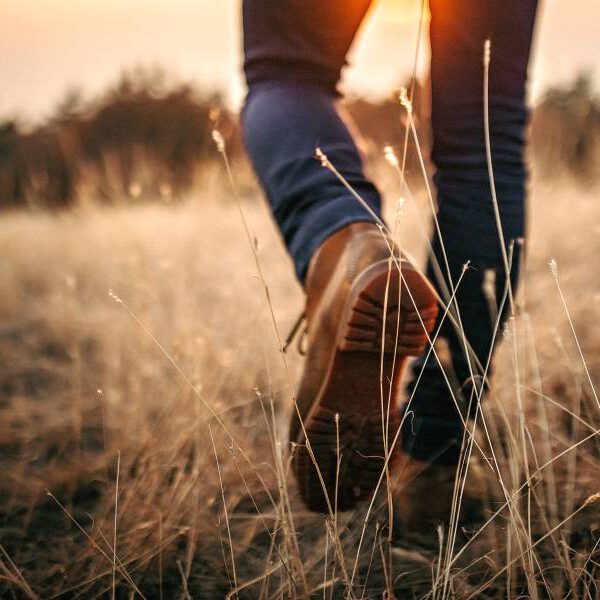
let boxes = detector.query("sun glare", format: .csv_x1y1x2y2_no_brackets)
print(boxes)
379,0,429,24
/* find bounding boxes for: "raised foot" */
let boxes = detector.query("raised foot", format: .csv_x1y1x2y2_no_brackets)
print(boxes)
295,407,400,513
339,264,438,356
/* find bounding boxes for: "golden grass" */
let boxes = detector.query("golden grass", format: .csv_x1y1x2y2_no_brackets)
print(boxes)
1,172,599,598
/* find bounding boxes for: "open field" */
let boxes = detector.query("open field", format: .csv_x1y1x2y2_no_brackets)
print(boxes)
1,172,600,598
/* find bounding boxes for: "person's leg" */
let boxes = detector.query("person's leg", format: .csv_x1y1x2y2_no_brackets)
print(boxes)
242,0,379,283
401,0,539,466
242,1,440,513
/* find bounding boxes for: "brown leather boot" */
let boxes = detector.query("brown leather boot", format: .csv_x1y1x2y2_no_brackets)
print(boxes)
393,452,488,541
290,223,438,513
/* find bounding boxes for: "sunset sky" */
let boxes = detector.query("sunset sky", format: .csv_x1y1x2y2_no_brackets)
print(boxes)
2,0,599,122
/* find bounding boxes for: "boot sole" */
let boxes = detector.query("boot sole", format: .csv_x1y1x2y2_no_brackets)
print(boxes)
293,259,438,513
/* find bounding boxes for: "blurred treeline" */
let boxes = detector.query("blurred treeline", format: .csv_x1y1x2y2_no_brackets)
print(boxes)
0,69,598,209
530,74,600,180
0,68,242,209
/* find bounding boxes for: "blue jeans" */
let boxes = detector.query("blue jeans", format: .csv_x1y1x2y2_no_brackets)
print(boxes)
242,0,538,465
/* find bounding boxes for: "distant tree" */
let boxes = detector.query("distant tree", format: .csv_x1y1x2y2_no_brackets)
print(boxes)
531,72,600,179
0,120,25,207
51,88,86,126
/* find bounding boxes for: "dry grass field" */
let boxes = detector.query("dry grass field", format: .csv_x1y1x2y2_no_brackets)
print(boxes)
1,167,600,598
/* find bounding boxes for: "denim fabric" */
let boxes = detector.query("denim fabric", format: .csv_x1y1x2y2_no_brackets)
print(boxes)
242,0,538,465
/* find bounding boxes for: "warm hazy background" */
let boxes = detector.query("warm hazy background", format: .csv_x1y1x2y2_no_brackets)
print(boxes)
2,0,600,122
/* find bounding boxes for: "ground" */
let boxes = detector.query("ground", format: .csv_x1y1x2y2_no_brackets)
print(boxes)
1,173,599,598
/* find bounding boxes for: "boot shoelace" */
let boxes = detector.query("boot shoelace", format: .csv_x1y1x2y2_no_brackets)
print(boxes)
282,311,308,356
